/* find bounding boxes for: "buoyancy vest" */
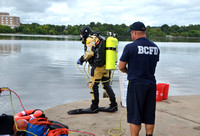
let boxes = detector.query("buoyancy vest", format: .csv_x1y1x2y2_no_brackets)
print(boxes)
93,35,106,67
84,34,106,67
84,33,118,69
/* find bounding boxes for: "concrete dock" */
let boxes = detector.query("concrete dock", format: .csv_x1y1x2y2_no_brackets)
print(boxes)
44,95,200,136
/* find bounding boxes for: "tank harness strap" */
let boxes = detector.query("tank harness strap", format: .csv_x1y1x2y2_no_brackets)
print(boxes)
106,47,117,51
95,40,101,46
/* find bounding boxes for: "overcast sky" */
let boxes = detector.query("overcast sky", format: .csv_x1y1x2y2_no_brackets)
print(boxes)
0,0,199,27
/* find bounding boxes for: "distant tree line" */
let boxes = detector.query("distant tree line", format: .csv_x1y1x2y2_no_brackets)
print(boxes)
0,23,66,35
0,22,200,38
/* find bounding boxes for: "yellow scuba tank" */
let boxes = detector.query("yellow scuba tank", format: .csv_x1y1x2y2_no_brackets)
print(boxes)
106,35,118,70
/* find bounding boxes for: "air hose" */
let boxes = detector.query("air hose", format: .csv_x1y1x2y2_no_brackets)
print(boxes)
76,62,118,84
108,109,126,136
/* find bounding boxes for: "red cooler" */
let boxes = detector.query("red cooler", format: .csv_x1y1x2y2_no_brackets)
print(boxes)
157,83,169,100
156,84,164,102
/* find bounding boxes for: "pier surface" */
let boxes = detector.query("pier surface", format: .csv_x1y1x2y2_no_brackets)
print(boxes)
44,95,200,136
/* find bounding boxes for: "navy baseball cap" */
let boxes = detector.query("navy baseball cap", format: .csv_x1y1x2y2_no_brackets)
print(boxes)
127,21,146,32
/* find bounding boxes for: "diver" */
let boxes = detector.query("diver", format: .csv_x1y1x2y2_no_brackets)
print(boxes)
68,26,118,114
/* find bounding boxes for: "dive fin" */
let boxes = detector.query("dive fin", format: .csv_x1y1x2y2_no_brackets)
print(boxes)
98,106,118,112
67,108,98,115
98,107,107,111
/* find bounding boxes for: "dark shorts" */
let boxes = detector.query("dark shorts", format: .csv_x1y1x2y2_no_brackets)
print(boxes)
127,81,156,125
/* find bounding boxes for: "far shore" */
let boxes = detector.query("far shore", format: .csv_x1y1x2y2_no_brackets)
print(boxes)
1,33,200,42
0,33,79,38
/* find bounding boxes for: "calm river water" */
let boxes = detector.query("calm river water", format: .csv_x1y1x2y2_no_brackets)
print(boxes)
0,37,200,114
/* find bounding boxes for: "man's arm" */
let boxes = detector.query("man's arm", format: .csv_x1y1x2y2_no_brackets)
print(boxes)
84,46,94,61
119,61,128,74
84,37,96,61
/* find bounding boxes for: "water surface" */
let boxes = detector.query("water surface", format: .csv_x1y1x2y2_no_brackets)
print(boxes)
0,39,200,114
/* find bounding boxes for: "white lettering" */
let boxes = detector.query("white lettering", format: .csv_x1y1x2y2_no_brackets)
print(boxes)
154,47,158,55
149,47,154,55
144,46,149,54
137,46,158,55
138,46,144,54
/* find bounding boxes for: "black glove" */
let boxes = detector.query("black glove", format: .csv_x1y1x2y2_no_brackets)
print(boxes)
77,56,85,65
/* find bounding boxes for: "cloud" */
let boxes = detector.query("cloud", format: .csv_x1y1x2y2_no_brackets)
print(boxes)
0,0,199,26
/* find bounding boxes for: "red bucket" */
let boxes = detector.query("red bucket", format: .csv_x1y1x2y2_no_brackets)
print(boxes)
156,84,164,102
157,83,169,100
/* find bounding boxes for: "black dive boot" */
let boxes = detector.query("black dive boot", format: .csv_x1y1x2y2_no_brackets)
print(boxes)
99,103,118,112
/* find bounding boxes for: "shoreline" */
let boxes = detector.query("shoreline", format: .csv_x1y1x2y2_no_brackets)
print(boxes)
44,95,200,136
1,33,200,42
0,33,79,39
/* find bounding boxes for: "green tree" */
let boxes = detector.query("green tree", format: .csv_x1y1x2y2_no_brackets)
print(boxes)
146,26,151,37
1,22,200,38
12,28,16,33
0,25,12,33
170,25,180,34
36,26,48,34
23,27,32,34
49,30,55,35
189,30,200,37
149,28,166,37
90,22,95,28
180,32,189,37
161,24,170,34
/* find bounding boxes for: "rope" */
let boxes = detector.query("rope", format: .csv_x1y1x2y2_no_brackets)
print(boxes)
77,62,90,83
108,110,127,136
83,62,90,79
1,88,96,136
2,88,27,112
9,90,37,136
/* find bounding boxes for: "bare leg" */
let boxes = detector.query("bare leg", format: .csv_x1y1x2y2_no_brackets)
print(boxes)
145,124,154,135
130,123,141,136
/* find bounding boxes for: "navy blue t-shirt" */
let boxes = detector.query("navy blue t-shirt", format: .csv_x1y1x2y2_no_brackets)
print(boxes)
120,37,160,83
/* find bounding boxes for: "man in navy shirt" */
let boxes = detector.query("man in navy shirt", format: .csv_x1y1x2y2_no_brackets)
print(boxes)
119,21,159,136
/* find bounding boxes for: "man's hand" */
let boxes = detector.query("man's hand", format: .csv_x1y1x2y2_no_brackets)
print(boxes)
77,56,85,65
119,61,128,74
77,59,83,65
